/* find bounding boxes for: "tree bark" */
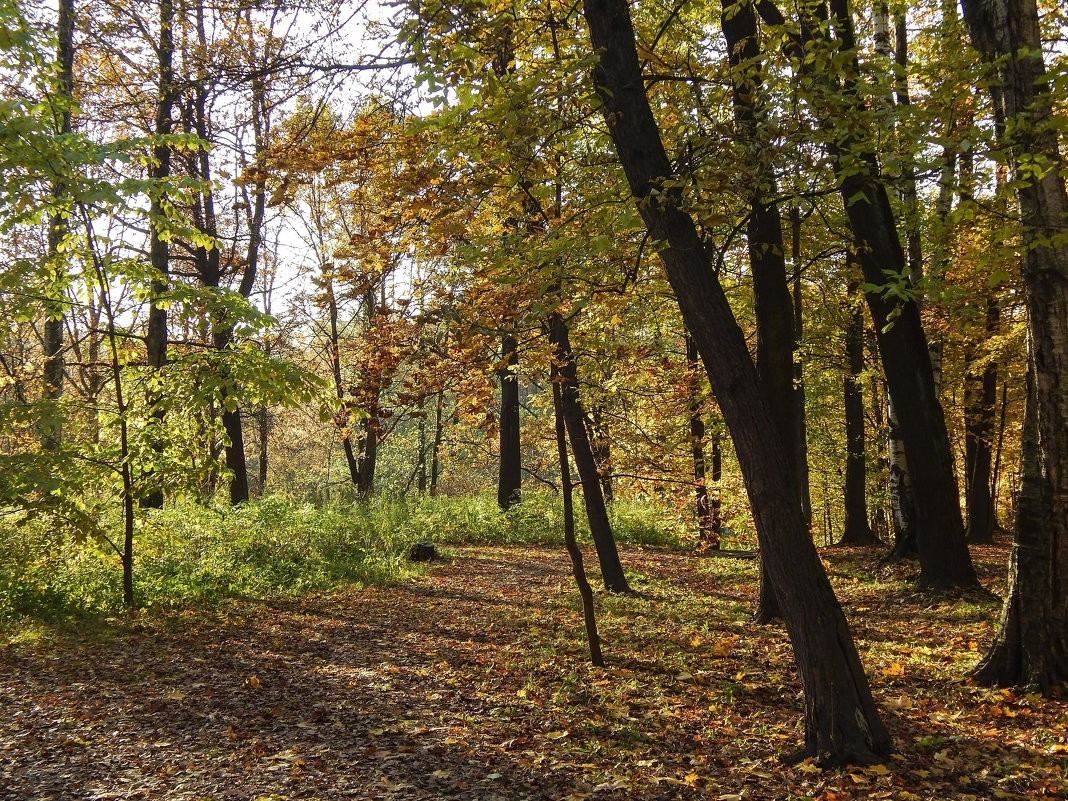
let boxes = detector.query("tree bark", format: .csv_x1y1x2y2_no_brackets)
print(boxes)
548,311,630,593
552,369,604,667
583,0,890,762
429,388,444,496
41,0,75,452
498,333,522,510
791,205,812,528
686,336,717,547
722,0,799,624
140,0,176,510
821,0,976,590
962,0,1068,692
840,281,878,545
964,298,999,544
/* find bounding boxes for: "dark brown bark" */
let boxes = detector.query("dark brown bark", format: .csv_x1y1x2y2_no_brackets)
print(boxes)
552,370,604,667
548,311,630,593
991,381,1009,525
962,0,1068,692
964,298,999,544
256,407,269,495
498,333,522,510
840,282,878,545
586,406,613,504
721,0,798,624
791,205,812,528
583,0,890,763
822,0,976,590
140,0,176,510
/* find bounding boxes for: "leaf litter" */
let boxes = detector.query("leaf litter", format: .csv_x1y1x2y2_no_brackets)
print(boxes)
1,542,1065,800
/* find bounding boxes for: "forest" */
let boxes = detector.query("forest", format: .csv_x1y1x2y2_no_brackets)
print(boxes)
0,0,1066,795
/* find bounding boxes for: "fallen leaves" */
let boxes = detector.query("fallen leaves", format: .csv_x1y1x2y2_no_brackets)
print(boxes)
1,542,1063,801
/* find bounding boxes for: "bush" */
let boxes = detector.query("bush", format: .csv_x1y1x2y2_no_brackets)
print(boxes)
0,490,683,621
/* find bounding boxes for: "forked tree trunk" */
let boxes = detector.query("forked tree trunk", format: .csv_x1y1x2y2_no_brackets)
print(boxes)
498,333,522,510
721,0,799,624
547,311,631,593
583,0,890,763
962,0,1068,692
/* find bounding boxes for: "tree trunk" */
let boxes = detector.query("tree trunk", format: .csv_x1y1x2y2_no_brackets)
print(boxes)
141,0,176,510
552,369,604,667
964,298,999,544
791,205,812,528
429,388,444,496
840,282,878,545
962,0,1068,692
41,0,75,452
583,0,890,762
586,405,613,503
498,333,522,510
547,311,630,593
822,0,976,590
721,0,798,624
686,336,717,547
256,407,268,495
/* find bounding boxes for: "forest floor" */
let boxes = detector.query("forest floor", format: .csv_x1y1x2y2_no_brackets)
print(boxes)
1,541,1066,801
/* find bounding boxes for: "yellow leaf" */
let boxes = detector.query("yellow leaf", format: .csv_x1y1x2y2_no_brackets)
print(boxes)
882,662,905,677
245,675,262,689
864,763,890,775
711,638,734,657
796,758,820,774
684,773,699,785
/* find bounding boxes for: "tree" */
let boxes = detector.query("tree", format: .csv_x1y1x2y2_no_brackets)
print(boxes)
761,0,978,589
839,279,878,545
582,0,890,763
962,0,1068,692
497,332,521,510
720,0,800,623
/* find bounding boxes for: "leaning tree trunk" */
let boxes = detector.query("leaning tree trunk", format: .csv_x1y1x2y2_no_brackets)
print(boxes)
497,333,522,510
820,0,976,590
840,282,878,545
547,311,631,593
551,368,604,667
962,0,1068,692
583,0,890,763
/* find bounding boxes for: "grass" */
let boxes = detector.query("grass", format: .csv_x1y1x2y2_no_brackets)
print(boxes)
0,490,687,625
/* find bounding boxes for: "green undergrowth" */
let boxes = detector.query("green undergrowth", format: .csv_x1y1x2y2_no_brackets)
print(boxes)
0,491,684,625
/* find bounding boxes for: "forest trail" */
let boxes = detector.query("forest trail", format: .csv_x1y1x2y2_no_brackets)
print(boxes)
1,543,1064,801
